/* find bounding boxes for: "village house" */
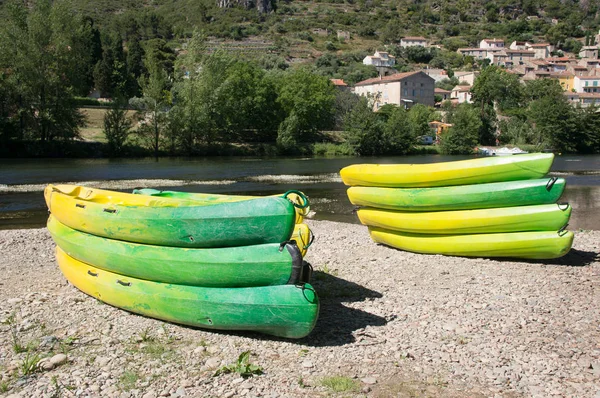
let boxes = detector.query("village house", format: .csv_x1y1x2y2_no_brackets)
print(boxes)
337,31,351,41
574,75,600,93
579,46,599,59
487,51,508,66
457,47,488,60
527,43,551,59
505,49,536,64
363,50,396,67
421,68,449,82
330,79,350,91
564,92,600,107
353,71,436,110
400,37,428,48
510,41,528,50
570,65,589,76
579,58,600,69
450,85,472,103
434,88,451,101
454,71,478,86
551,72,575,91
479,38,504,49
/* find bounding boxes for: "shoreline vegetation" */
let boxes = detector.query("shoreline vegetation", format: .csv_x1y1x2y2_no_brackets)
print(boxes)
2,2,600,160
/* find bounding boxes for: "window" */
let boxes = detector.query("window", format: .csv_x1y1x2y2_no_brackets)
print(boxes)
412,89,416,96
594,81,598,87
404,89,408,96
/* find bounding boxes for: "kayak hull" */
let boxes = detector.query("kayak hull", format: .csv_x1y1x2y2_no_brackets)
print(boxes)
357,204,571,235
340,153,554,187
57,248,319,339
45,184,296,248
369,227,574,259
48,215,309,287
347,178,566,211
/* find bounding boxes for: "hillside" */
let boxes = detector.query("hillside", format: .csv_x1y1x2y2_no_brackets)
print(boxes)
3,0,597,67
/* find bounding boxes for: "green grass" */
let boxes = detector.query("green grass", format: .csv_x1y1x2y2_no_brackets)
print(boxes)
214,351,263,378
118,370,140,391
0,380,10,393
320,376,360,393
20,351,41,376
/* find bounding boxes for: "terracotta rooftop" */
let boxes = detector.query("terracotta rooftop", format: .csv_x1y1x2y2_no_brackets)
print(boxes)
434,88,451,93
354,71,424,86
330,79,347,86
452,85,472,92
506,50,535,54
528,43,550,48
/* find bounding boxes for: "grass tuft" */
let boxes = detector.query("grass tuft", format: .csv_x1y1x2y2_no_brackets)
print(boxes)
320,376,360,393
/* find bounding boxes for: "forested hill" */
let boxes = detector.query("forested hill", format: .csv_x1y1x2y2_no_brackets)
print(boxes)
2,0,599,53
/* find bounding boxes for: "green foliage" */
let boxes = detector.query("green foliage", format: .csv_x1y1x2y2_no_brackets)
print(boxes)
20,351,41,376
439,104,481,154
320,376,360,393
103,101,132,155
214,351,263,378
471,65,522,113
118,370,140,391
498,117,535,145
0,0,86,143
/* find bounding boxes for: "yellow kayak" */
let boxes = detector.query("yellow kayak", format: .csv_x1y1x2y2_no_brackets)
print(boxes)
369,227,574,259
340,153,554,187
357,204,571,234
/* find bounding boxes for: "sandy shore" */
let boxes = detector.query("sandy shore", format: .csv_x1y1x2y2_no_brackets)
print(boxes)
1,221,599,397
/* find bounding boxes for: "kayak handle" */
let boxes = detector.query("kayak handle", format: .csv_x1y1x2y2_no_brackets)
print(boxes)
557,202,570,211
283,190,310,209
116,280,131,287
87,270,98,277
558,223,569,235
546,177,558,191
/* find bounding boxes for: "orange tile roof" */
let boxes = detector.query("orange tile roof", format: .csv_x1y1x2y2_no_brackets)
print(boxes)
330,79,347,86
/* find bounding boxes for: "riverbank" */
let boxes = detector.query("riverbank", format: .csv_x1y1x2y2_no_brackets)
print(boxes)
1,221,599,397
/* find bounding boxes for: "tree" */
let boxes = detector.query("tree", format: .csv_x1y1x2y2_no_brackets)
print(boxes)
343,96,385,155
439,104,481,154
103,100,132,156
130,52,170,160
0,0,86,143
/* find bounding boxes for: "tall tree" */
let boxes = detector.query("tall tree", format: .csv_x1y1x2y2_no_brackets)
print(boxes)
130,53,170,160
439,104,481,155
0,0,85,143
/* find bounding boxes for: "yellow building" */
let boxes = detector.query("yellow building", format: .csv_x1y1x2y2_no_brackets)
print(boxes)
551,72,575,92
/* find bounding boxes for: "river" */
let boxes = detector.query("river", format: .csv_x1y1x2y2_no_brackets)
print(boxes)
1,154,599,230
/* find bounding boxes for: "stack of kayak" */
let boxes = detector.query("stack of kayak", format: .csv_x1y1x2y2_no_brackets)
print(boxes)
45,184,318,339
341,153,574,259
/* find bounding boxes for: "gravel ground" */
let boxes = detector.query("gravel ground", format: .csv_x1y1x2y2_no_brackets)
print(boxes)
0,221,599,398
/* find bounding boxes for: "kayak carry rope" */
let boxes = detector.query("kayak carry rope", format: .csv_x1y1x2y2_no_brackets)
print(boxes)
283,190,310,209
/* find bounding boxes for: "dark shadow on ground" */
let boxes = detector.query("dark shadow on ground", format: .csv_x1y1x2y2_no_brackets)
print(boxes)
296,268,387,347
489,248,599,267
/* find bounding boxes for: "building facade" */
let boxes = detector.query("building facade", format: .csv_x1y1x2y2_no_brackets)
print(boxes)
354,71,436,110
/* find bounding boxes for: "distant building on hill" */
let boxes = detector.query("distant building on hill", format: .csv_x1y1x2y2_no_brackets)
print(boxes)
354,71,435,110
363,50,396,67
579,46,599,59
479,38,505,49
400,37,428,48
451,85,472,104
330,79,350,91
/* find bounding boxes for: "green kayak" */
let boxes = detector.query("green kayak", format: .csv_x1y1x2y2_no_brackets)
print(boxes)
347,177,566,211
48,215,309,287
57,248,319,339
46,184,297,248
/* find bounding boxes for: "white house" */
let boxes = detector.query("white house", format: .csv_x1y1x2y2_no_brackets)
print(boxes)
454,71,478,86
457,48,488,60
451,85,472,103
574,75,600,93
400,37,428,48
479,39,504,49
363,50,396,67
421,68,449,82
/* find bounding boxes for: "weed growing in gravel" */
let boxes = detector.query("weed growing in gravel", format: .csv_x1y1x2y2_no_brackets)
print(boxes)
0,380,10,393
118,370,140,391
20,351,41,376
139,327,154,342
214,351,263,378
320,376,359,393
298,349,309,356
2,314,26,353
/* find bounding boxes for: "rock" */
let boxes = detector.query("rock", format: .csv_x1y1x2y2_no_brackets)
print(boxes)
361,377,377,385
301,361,314,368
223,392,235,398
174,387,186,396
50,353,67,366
142,392,157,398
205,357,221,368
240,382,253,389
193,346,206,354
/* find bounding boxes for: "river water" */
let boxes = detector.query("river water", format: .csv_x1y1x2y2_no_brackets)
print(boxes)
1,154,599,230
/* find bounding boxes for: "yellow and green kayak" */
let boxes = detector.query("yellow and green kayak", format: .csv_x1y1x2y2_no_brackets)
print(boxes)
357,203,571,235
48,215,311,287
369,227,574,259
347,177,566,211
133,188,311,224
57,248,319,339
45,184,297,248
340,153,554,187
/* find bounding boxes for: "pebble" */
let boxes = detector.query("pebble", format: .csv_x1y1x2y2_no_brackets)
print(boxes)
1,225,599,398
